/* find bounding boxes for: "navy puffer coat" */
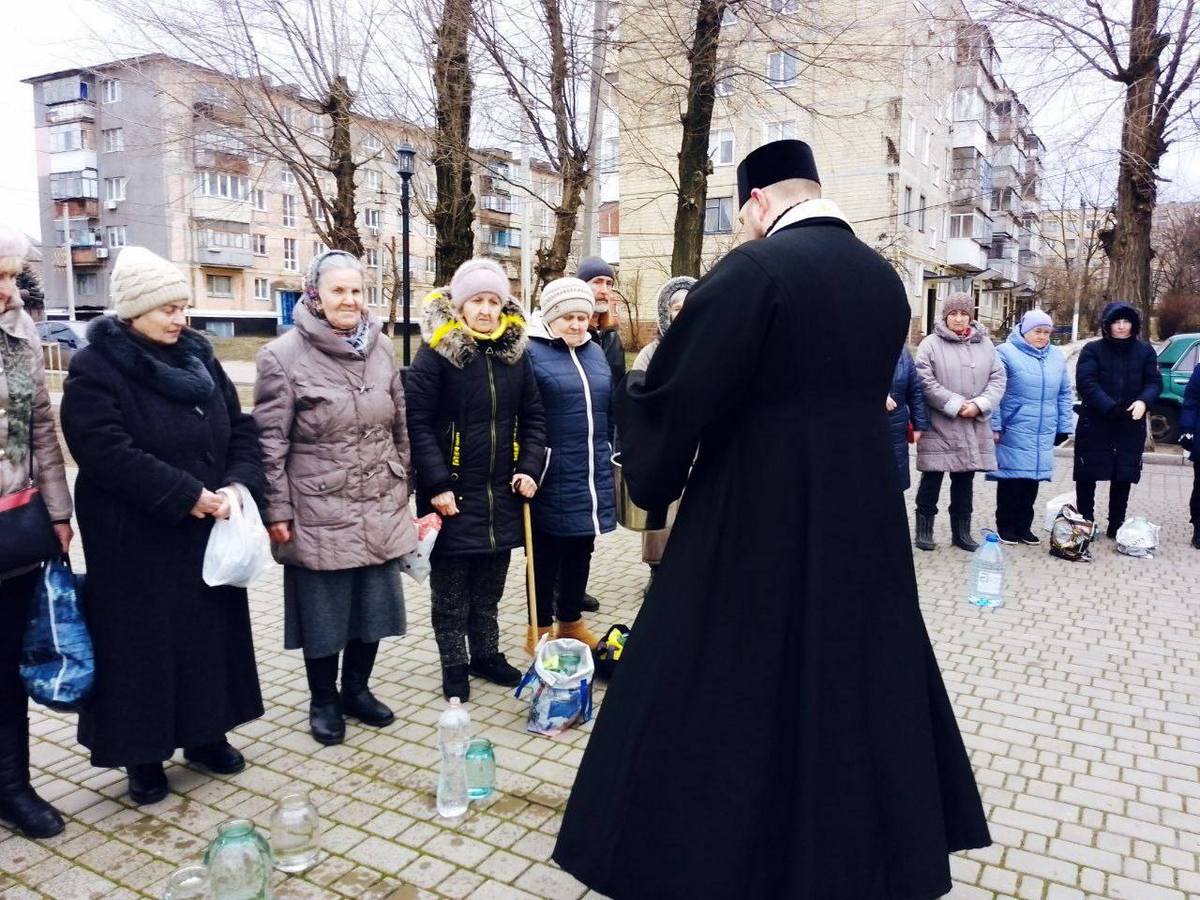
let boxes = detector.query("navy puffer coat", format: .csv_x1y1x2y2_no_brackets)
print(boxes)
1072,302,1160,484
1179,364,1200,462
527,319,617,537
888,350,929,490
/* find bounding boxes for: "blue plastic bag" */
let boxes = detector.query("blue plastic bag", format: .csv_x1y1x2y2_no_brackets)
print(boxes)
514,636,594,736
20,558,93,712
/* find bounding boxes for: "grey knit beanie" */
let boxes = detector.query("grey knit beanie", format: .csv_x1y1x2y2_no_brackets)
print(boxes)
539,277,595,326
576,256,615,284
110,246,191,320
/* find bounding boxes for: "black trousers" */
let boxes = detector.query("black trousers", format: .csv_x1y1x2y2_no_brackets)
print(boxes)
915,471,975,518
529,532,595,628
0,570,41,727
1191,466,1200,526
1075,479,1131,526
995,478,1041,535
429,551,511,668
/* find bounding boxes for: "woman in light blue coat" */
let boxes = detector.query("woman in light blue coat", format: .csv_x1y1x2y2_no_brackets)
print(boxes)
988,310,1073,544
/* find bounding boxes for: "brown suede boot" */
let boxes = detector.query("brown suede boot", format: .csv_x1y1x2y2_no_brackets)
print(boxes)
525,625,552,656
554,618,599,648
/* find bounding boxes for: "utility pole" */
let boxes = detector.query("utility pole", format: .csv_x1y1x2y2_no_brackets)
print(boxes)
519,151,533,311
60,202,76,320
577,0,608,260
1071,196,1085,343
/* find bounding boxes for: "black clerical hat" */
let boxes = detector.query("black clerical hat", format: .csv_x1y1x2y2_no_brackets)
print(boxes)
736,139,821,208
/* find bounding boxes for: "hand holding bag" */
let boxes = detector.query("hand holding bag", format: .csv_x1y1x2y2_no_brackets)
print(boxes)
202,484,273,588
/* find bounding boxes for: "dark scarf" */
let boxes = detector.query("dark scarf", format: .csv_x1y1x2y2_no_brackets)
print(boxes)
87,316,216,404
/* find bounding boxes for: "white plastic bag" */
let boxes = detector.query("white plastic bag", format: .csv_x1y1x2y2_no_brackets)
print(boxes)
514,636,595,736
202,484,273,587
399,513,442,583
1044,491,1076,532
1115,517,1160,559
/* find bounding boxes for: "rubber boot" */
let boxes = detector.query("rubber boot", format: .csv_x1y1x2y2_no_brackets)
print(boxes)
0,719,64,838
951,516,980,552
914,513,936,551
340,641,394,727
305,654,345,746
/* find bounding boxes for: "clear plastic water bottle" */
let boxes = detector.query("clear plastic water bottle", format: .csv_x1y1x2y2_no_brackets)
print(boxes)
436,697,471,818
967,532,1006,609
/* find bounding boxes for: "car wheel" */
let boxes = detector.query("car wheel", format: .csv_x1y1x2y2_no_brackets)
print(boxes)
1149,403,1180,444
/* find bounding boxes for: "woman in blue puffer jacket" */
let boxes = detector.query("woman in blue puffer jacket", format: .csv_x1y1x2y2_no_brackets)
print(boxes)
525,277,617,652
886,349,929,491
988,310,1073,544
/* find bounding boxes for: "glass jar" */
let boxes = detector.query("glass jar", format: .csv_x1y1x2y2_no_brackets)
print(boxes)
203,818,273,899
269,790,321,873
162,866,212,900
465,738,496,800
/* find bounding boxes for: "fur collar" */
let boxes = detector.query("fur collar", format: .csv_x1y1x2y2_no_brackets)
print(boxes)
420,289,528,369
87,315,216,404
933,319,988,344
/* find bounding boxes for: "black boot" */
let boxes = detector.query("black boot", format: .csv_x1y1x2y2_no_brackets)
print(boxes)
0,719,64,838
442,663,471,701
127,762,168,806
1193,525,1200,549
914,513,936,551
183,738,245,775
305,654,345,746
951,517,979,552
340,641,394,727
469,653,522,687
580,592,600,613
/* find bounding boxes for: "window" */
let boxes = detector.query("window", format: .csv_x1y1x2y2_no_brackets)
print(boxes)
55,217,94,247
254,277,269,301
714,62,734,97
203,230,249,250
101,79,121,103
922,129,932,164
283,237,297,271
903,187,913,226
769,0,799,11
363,208,381,229
703,197,733,234
765,121,796,143
205,274,234,298
482,195,513,213
42,76,88,105
281,169,295,186
309,199,322,223
425,255,436,274
721,5,737,25
363,169,382,190
50,170,98,200
104,176,126,201
767,51,799,85
365,248,380,268
102,128,124,152
361,132,383,153
49,125,90,153
928,225,938,250
366,285,380,306
252,189,267,211
311,241,328,258
490,226,511,248
708,129,735,166
424,181,437,204
904,115,917,155
74,273,97,296
196,171,249,200
105,226,127,248
252,233,267,255
426,222,437,238
308,112,324,136
282,194,296,227
918,194,926,231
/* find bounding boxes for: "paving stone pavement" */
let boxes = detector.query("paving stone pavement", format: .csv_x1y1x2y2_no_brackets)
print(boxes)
3,460,1200,899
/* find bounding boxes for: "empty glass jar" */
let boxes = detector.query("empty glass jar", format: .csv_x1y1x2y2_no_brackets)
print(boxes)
162,866,212,900
269,790,321,873
203,818,273,899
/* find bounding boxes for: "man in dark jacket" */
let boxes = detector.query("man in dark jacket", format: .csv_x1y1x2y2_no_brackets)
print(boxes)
553,140,991,899
1178,363,1200,547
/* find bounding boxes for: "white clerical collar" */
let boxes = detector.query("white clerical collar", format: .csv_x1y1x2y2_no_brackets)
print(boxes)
766,198,853,237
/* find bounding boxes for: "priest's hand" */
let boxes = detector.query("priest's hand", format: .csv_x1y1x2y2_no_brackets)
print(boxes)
512,474,537,498
1127,400,1147,421
268,521,292,544
432,491,460,517
885,394,897,412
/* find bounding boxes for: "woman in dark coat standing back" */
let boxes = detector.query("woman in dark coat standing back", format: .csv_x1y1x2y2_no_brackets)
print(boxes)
61,247,264,805
1073,301,1160,537
886,348,928,490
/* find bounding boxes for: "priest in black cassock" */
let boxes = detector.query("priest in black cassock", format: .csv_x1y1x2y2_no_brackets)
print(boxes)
552,140,991,899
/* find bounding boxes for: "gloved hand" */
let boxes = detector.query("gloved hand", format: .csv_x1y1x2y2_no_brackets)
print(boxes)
1181,433,1195,453
1054,432,1070,447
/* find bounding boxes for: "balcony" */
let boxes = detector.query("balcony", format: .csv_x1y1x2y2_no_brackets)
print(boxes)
951,120,992,154
985,257,1018,283
951,163,992,208
49,149,97,175
51,198,98,218
45,101,96,126
70,246,107,267
192,195,253,224
948,238,988,271
200,247,254,268
195,148,250,175
193,101,244,126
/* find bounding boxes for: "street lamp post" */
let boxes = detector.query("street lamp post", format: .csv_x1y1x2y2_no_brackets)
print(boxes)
396,142,416,366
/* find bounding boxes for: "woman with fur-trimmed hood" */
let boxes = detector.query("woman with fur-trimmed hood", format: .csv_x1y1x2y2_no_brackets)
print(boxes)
406,259,546,701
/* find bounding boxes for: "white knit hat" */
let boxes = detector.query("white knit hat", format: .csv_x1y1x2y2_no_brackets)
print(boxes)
0,226,30,274
539,277,594,326
449,258,510,312
110,246,191,320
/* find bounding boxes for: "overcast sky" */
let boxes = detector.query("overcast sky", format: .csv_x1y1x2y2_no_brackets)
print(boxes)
4,0,1197,243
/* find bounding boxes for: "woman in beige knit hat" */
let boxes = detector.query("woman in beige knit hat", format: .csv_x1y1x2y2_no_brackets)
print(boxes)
0,226,73,839
61,246,264,805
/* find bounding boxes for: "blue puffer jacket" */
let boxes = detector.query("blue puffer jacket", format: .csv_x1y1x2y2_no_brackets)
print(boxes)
887,350,929,491
526,322,617,537
988,330,1073,481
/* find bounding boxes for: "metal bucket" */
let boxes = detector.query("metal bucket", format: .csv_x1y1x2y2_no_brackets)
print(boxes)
611,454,678,532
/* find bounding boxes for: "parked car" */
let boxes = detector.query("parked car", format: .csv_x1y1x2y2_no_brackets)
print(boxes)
36,320,89,369
1148,332,1200,443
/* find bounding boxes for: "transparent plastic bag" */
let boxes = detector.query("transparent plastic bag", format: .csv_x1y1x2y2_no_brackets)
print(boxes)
1115,517,1160,559
202,484,273,587
514,636,594,736
1049,504,1098,562
399,513,442,583
1043,491,1075,532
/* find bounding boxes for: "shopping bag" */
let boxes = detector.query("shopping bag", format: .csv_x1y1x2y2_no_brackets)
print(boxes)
592,624,629,682
1043,491,1075,532
1115,517,1160,559
20,558,93,712
1049,504,1098,562
202,484,273,588
399,513,442,583
514,636,594,736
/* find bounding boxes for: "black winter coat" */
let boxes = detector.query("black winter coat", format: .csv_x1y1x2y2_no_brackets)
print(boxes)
1073,302,1160,484
554,207,990,899
888,349,929,490
592,326,625,445
61,318,264,767
406,294,546,556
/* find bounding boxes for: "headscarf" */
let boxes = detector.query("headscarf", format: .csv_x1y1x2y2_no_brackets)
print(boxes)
303,249,371,353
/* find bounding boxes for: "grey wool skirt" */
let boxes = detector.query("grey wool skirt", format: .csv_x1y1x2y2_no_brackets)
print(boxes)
284,560,406,658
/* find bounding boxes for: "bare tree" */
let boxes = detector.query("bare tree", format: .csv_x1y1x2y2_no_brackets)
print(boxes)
1152,202,1200,302
983,0,1200,323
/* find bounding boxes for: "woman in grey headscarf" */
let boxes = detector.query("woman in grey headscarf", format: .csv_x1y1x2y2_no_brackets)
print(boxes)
253,250,417,746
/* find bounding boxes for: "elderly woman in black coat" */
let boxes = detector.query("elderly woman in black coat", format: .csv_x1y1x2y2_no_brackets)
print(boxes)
1073,301,1160,537
886,348,928,490
61,247,264,805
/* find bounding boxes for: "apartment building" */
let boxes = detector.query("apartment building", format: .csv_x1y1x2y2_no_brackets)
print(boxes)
616,1,1045,339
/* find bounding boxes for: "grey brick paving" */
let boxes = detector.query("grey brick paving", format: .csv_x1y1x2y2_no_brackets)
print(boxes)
3,461,1200,898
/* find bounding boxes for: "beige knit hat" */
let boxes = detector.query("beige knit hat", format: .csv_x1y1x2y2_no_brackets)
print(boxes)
0,226,30,275
110,246,191,320
539,277,594,326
